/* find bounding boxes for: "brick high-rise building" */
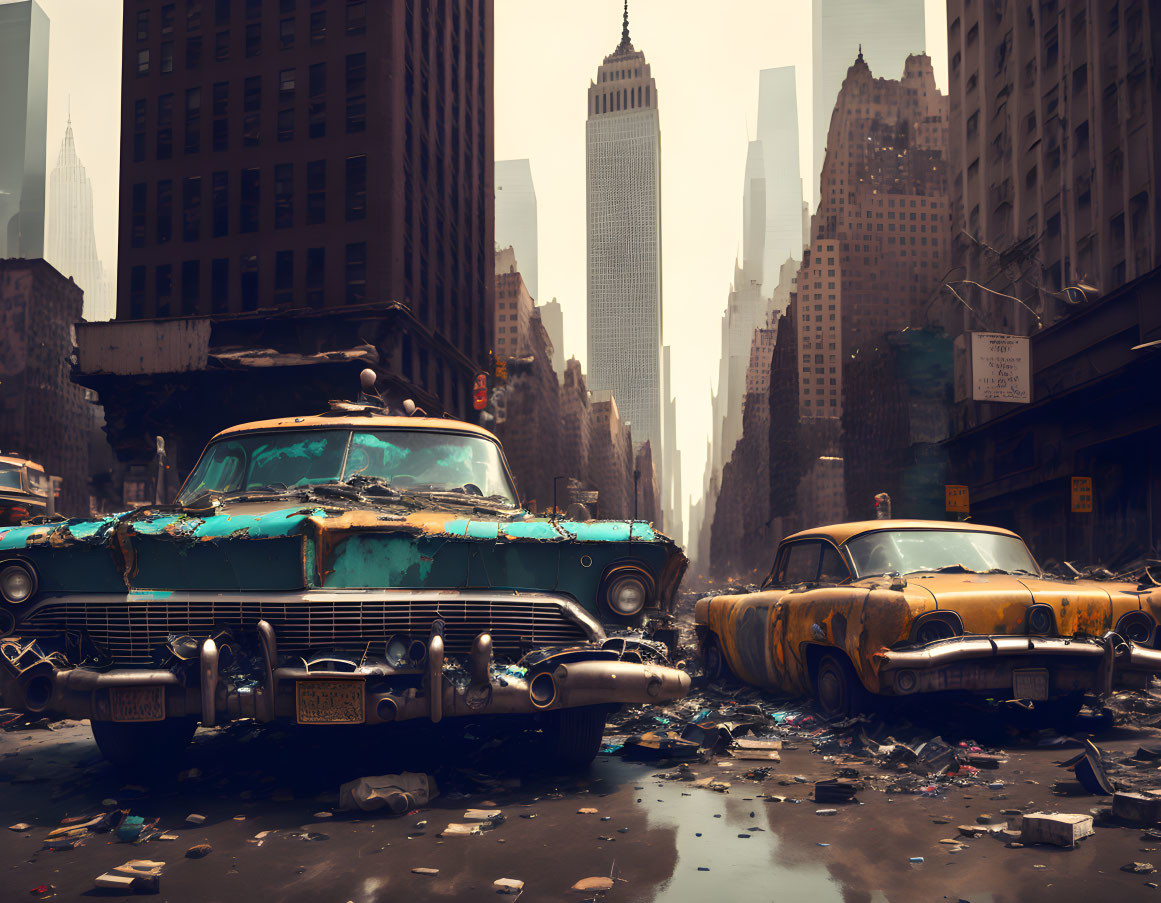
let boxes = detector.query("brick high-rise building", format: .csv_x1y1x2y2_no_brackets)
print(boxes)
494,245,533,359
945,0,1161,334
77,0,494,472
797,52,949,420
559,358,592,492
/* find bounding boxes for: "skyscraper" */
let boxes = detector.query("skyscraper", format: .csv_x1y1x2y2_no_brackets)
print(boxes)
756,67,804,281
495,158,538,300
0,0,49,259
812,0,925,202
586,1,663,457
46,119,114,321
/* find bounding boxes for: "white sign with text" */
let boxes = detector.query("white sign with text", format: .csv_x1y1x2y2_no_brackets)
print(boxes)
970,332,1031,403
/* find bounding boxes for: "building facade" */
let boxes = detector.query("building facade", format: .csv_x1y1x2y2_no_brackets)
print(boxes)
0,259,90,515
494,158,538,300
46,119,115,321
540,297,564,373
797,52,949,421
0,0,49,259
78,0,494,473
812,0,925,202
585,5,663,457
756,66,805,280
494,245,533,359
944,0,1161,337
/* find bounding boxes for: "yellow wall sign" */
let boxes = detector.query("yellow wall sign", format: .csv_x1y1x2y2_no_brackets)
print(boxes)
945,484,970,513
494,360,508,381
1071,477,1093,513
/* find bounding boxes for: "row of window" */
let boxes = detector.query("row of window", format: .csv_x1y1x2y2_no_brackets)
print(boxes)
131,56,366,161
592,84,651,115
127,243,366,317
135,0,366,71
130,158,365,246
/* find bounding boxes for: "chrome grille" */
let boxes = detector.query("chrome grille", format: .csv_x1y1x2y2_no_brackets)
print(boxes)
18,594,591,666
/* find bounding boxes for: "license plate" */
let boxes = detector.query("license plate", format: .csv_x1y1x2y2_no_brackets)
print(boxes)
109,686,166,722
1013,668,1050,701
296,680,365,724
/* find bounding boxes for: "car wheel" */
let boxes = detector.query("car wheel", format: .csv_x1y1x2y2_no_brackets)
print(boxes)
90,717,199,768
701,634,730,681
814,653,868,717
541,706,606,769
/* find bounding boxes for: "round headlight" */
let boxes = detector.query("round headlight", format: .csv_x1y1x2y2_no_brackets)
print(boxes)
916,618,955,645
1027,605,1054,635
0,563,36,604
607,576,648,617
1117,612,1155,645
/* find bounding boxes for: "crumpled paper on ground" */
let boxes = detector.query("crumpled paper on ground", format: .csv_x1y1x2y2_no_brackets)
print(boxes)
338,772,439,814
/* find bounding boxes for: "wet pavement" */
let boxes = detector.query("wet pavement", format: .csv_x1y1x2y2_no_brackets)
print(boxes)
5,703,1161,902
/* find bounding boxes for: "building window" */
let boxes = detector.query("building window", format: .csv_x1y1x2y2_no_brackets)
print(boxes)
187,1,203,31
182,176,201,241
157,179,173,243
215,29,229,60
157,94,174,159
280,16,294,49
131,183,147,248
133,99,147,162
161,3,175,33
245,22,261,56
274,249,294,305
345,154,366,221
215,0,230,25
346,0,366,35
155,264,173,316
243,75,261,146
212,171,228,236
161,41,174,73
130,266,146,318
306,247,324,307
186,35,203,69
306,159,325,224
184,87,201,153
274,163,293,228
211,257,228,313
212,81,228,151
245,0,260,17
277,68,295,141
240,168,260,232
345,242,366,303
345,52,366,133
136,9,149,41
310,9,326,42
308,62,326,137
137,49,150,75
181,260,200,314
240,255,259,310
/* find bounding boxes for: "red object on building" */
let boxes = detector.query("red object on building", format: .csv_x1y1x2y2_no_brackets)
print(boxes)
473,373,488,410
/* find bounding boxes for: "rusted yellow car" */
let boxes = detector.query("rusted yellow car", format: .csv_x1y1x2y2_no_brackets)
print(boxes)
695,520,1161,717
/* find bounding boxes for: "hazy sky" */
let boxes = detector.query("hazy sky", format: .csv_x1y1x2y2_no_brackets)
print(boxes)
30,0,948,537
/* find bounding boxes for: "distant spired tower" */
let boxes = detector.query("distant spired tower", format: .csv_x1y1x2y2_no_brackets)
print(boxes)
45,117,114,321
585,0,664,458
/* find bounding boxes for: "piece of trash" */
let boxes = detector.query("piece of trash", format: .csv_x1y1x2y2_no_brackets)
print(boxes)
441,823,483,837
464,809,502,821
815,809,837,816
1123,862,1158,874
494,878,524,894
814,778,862,803
94,860,164,894
623,730,700,759
909,857,924,863
185,814,206,825
338,773,438,815
156,834,179,842
29,885,54,898
116,816,146,843
9,823,31,832
1061,740,1115,795
577,808,598,815
313,812,333,819
1114,792,1161,825
572,877,614,893
412,868,439,876
729,739,782,762
185,843,212,859
1020,812,1095,848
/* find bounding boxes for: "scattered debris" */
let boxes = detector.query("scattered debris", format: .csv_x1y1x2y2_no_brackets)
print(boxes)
412,868,439,876
185,814,206,825
1114,791,1161,825
1062,740,1116,795
494,878,524,894
572,877,615,893
1019,812,1095,848
338,773,438,815
1123,862,1158,874
185,843,212,859
9,823,30,832
94,860,164,894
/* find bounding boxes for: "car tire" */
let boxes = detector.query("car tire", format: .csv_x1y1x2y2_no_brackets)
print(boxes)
813,653,868,717
701,634,731,681
541,706,606,769
90,717,199,768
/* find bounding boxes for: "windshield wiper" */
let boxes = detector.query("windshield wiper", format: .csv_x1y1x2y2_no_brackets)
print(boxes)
986,567,1041,576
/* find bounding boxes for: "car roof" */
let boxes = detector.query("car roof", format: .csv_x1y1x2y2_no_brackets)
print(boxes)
781,519,1021,546
211,412,502,443
0,455,42,472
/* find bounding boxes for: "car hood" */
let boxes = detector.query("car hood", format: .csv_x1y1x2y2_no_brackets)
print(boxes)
903,572,1147,636
0,501,687,612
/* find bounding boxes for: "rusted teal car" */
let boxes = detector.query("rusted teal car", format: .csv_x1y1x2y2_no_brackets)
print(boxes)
0,377,688,767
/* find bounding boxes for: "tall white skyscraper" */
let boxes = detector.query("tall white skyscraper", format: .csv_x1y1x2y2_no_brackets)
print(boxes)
756,67,805,281
46,119,113,321
812,0,925,201
585,1,663,457
494,159,538,300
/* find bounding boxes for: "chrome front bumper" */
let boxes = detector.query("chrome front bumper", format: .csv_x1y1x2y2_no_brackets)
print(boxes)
876,632,1161,696
0,619,691,725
